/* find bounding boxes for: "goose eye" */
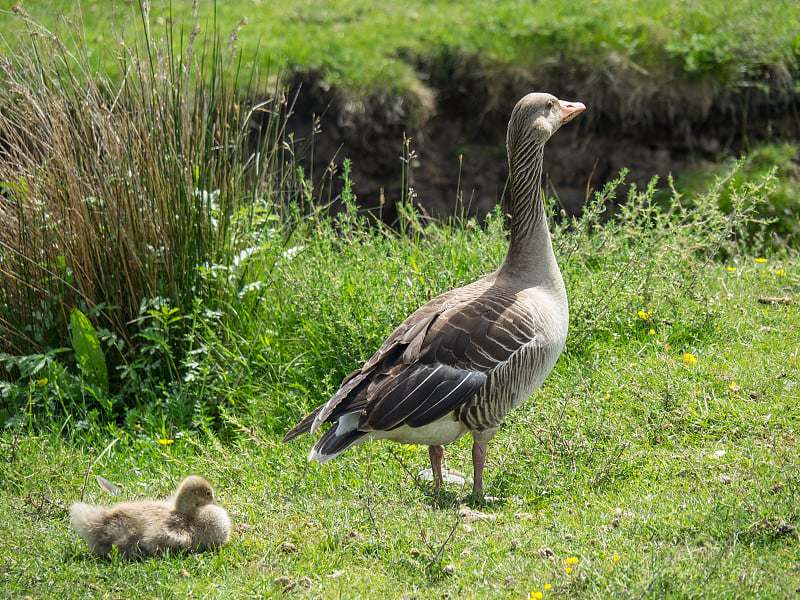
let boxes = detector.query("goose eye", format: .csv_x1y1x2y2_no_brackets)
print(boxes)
545,100,554,111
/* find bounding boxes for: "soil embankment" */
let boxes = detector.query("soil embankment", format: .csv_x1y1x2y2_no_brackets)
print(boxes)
283,61,799,220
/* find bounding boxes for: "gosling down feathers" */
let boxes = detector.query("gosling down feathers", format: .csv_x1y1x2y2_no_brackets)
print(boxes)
282,92,586,496
69,475,231,557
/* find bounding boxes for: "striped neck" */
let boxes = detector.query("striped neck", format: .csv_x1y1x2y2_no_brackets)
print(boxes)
500,139,558,282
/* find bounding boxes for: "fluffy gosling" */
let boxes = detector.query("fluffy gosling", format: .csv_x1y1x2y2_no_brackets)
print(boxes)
70,475,231,557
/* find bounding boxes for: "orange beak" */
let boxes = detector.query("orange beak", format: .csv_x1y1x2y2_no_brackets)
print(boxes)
559,100,586,123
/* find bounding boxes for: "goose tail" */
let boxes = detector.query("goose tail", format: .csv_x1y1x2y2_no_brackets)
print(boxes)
307,412,367,463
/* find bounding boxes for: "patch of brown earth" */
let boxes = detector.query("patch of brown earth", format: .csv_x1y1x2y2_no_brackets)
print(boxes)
282,63,799,220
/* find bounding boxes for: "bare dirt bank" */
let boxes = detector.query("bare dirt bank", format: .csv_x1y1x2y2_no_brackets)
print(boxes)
283,62,799,220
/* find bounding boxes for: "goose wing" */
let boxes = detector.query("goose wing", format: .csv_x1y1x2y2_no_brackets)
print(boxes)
282,278,542,441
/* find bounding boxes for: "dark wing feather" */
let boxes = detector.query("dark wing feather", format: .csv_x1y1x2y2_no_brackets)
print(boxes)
364,364,486,430
283,278,541,439
281,368,371,442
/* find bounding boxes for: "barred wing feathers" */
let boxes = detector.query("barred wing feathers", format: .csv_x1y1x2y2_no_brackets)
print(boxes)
282,278,544,452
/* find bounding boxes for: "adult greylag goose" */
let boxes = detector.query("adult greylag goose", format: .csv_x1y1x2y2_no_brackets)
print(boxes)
282,92,585,497
70,475,231,556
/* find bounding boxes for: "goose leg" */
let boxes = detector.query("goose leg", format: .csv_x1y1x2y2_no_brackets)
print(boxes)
428,444,444,486
471,441,488,496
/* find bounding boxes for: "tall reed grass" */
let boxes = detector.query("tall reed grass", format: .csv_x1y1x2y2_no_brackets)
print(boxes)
0,8,295,364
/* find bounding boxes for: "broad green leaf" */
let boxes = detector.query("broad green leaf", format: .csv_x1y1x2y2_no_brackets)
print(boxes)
70,309,109,393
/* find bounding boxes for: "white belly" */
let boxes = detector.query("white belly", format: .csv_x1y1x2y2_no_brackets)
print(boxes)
371,416,468,446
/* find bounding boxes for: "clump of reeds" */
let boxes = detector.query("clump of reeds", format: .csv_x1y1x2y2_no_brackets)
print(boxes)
0,6,294,363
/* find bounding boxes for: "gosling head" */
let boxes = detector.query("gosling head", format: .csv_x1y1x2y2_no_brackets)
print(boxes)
173,475,216,516
507,92,586,159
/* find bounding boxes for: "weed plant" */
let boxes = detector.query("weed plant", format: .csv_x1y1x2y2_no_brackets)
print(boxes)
669,143,800,249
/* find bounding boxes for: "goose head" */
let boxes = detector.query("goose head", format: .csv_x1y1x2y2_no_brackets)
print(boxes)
507,93,586,164
173,475,216,516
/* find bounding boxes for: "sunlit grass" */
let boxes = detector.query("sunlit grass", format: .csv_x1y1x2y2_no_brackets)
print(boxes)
3,172,797,597
3,0,797,95
2,259,798,597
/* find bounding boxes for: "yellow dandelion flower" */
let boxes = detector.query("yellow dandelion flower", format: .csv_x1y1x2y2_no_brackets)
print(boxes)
564,556,578,572
682,353,698,364
544,584,552,591
648,328,655,335
637,310,649,320
776,269,785,276
613,553,620,563
157,438,174,445
754,258,767,263
726,266,736,272
529,591,543,600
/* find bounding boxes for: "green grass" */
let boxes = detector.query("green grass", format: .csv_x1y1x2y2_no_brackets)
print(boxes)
4,0,798,97
2,173,799,597
2,253,798,599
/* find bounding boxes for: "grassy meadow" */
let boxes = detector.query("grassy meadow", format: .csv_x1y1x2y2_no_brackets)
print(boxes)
1,2,799,599
4,0,799,94
3,202,799,598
